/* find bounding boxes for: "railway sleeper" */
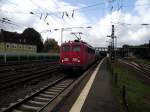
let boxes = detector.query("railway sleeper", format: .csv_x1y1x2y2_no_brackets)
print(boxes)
44,91,59,95
28,100,47,106
12,109,24,112
17,104,41,112
51,87,65,90
34,96,52,102
31,98,51,104
39,93,55,98
38,94,54,99
53,85,68,88
26,100,47,107
47,88,62,92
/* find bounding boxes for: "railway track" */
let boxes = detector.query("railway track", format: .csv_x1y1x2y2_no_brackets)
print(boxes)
118,59,150,80
0,62,58,79
0,64,60,89
0,59,101,111
0,61,58,73
1,76,74,112
138,63,150,74
0,60,58,67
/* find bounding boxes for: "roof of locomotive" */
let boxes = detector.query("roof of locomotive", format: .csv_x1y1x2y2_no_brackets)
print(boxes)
61,40,94,48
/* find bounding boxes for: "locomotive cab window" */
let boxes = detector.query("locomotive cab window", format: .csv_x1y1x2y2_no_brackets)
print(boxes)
73,45,81,52
62,45,70,52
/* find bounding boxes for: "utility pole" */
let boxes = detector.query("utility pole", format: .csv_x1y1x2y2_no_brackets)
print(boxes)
111,25,115,60
60,28,72,45
107,25,116,62
61,28,64,45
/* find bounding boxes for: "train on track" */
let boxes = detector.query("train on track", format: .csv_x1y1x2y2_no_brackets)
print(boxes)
60,40,99,71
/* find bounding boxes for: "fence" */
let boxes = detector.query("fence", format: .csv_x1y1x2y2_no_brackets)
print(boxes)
108,59,150,112
0,52,59,63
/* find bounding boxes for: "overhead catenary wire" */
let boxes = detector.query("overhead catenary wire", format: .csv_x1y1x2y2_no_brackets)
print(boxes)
37,1,75,30
0,19,25,28
1,0,36,14
51,0,75,28
1,0,150,15
1,0,18,6
1,0,150,33
0,0,115,15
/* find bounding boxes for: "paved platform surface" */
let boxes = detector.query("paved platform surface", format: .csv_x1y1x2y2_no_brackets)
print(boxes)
80,59,118,112
54,59,118,112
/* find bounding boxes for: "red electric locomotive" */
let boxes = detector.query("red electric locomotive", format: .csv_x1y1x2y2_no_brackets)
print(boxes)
60,40,96,71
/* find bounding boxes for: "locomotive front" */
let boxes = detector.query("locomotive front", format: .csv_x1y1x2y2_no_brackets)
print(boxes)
60,41,84,70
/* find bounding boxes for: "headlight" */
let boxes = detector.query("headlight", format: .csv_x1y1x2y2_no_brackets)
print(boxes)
77,60,80,62
73,58,80,62
72,58,78,61
64,58,69,61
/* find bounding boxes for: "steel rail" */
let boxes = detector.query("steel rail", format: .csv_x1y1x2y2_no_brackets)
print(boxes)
1,76,74,112
118,59,150,80
0,66,60,89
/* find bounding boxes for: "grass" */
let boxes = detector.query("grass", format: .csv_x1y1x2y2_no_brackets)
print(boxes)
109,61,150,112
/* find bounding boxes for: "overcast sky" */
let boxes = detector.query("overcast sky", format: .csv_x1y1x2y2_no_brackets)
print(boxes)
0,0,150,47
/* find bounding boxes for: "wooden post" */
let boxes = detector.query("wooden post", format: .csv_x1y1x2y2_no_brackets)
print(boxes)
114,73,118,84
122,85,126,104
122,85,129,111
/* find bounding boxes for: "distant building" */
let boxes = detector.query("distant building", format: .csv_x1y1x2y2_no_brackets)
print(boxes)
0,29,37,53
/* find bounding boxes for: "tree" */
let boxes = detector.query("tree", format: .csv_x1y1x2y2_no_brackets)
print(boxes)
22,28,44,52
43,38,60,53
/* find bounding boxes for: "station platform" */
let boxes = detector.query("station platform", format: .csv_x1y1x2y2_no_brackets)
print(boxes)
54,58,118,112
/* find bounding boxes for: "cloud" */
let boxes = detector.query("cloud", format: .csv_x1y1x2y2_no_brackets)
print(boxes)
0,0,150,47
0,0,91,44
91,0,150,47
